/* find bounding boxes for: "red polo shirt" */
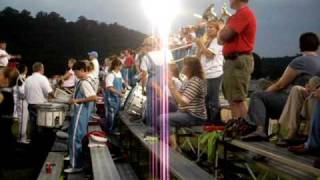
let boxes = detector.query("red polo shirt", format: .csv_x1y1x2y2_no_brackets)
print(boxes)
223,6,256,57
124,54,134,68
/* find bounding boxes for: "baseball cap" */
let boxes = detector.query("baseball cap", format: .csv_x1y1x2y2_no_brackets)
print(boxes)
88,51,98,58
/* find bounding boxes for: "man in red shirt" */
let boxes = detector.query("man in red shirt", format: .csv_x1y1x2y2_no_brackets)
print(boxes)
124,49,134,85
218,0,256,119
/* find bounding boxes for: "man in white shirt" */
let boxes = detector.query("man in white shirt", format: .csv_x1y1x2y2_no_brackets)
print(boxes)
88,51,100,92
25,62,53,143
0,41,21,68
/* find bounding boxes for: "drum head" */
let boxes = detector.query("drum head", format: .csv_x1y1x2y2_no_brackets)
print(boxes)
124,84,139,110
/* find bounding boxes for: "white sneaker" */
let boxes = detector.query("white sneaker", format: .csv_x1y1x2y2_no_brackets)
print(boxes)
18,139,31,144
64,167,83,173
64,156,70,161
56,131,69,139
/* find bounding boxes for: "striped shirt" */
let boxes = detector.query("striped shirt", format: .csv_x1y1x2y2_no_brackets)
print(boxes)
179,76,207,120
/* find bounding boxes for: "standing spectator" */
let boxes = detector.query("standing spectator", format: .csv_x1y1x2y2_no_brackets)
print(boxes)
197,20,224,124
25,62,54,143
0,40,21,69
218,0,256,119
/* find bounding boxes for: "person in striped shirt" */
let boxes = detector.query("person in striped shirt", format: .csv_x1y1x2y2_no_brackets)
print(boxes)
161,57,207,150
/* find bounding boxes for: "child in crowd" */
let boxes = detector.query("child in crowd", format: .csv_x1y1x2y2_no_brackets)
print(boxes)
64,61,97,173
104,59,125,133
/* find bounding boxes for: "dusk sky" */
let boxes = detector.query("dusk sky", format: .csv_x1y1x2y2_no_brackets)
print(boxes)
1,0,320,57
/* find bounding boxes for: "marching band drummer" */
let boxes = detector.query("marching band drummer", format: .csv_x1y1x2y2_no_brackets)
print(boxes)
15,64,30,144
64,61,98,173
140,36,174,128
25,62,54,144
61,58,77,91
88,51,100,92
104,59,125,133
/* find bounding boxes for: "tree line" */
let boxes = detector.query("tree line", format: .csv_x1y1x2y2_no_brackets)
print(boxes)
0,7,147,76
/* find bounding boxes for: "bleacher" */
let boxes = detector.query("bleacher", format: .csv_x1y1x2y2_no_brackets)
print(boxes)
224,138,320,179
119,111,215,180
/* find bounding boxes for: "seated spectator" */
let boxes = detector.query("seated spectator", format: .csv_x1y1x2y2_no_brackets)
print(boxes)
288,97,320,154
277,77,320,146
157,57,207,150
241,32,320,141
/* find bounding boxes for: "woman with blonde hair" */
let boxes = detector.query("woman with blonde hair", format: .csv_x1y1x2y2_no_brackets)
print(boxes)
62,58,77,90
196,20,224,124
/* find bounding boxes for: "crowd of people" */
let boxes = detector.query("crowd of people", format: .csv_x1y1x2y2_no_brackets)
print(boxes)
1,0,320,174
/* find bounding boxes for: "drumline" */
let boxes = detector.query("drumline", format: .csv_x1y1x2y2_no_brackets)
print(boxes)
35,88,72,128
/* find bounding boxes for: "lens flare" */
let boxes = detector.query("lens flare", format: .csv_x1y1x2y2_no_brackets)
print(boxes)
141,0,181,180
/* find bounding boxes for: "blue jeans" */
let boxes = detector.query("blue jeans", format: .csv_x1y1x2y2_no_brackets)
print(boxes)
305,101,320,151
157,111,205,134
207,76,222,123
247,91,288,131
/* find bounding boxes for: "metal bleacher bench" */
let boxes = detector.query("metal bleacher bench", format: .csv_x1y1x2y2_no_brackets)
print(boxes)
37,134,67,180
88,124,121,180
120,111,215,180
225,139,320,179
37,152,64,180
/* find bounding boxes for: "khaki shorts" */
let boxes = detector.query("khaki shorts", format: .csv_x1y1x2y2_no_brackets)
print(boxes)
222,55,254,102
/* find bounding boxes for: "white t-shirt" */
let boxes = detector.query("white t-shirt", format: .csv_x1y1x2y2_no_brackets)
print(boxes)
0,49,9,66
90,58,100,79
200,38,224,79
168,77,182,97
140,50,174,72
63,69,76,88
87,73,98,93
25,73,53,104
105,71,123,88
80,80,96,98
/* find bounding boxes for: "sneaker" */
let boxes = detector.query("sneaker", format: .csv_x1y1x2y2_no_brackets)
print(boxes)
64,167,83,173
57,131,69,139
64,156,70,161
240,130,268,142
19,139,31,144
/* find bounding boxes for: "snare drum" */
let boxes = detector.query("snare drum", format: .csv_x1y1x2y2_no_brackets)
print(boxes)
36,103,68,128
120,87,132,109
124,85,146,116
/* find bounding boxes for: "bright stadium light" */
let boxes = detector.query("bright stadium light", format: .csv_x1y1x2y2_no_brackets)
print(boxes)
141,1,181,180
